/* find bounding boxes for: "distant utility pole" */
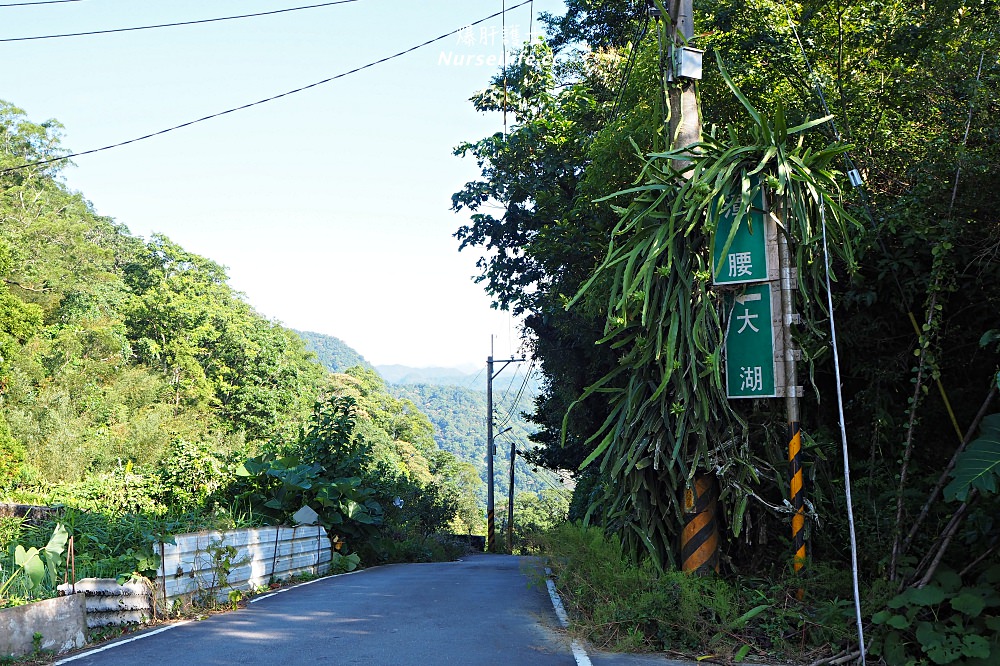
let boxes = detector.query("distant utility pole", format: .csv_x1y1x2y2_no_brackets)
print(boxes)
486,341,524,553
507,436,516,553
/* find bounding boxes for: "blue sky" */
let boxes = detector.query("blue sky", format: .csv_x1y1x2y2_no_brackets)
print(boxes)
1,0,565,368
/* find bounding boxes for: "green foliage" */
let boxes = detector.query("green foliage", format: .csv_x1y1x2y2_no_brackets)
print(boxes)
561,56,855,567
49,466,167,517
330,551,360,573
0,523,67,605
508,488,569,553
156,438,226,509
296,330,372,373
195,539,250,608
945,414,1000,502
870,568,1000,665
391,381,552,504
542,523,739,653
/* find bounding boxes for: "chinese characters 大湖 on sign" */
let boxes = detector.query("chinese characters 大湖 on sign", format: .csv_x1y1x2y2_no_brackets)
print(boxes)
724,283,784,398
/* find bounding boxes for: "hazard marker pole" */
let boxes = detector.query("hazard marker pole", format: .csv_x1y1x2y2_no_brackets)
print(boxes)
777,206,806,591
681,474,720,574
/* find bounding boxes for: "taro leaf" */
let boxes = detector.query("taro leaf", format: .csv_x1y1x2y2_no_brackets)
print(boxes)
346,500,374,524
42,523,69,584
944,413,1000,501
14,545,44,588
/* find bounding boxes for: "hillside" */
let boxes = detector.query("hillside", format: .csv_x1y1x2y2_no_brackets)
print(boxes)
389,383,566,504
298,332,564,504
296,330,373,373
0,104,477,547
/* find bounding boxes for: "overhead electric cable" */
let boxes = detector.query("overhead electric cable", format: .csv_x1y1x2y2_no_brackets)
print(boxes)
0,0,362,41
607,11,649,125
496,358,535,430
0,0,80,6
0,0,534,175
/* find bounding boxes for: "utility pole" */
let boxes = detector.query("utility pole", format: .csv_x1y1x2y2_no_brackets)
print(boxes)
652,0,717,574
777,209,806,585
487,354,495,552
657,0,700,170
485,340,524,553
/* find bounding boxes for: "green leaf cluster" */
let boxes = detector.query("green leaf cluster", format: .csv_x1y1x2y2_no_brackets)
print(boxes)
871,568,1000,665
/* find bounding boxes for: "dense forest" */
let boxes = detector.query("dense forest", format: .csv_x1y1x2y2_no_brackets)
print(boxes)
0,101,483,605
454,0,999,662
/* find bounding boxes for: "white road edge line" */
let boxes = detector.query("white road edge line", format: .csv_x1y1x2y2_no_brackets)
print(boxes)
55,568,370,662
544,566,593,666
53,621,192,664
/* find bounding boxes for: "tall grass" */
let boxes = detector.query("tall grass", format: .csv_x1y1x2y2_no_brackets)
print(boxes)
540,523,856,661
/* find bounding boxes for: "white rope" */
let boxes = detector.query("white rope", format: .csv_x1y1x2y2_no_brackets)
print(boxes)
820,202,867,665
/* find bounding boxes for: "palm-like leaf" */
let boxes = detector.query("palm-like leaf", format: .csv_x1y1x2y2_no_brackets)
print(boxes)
564,55,858,568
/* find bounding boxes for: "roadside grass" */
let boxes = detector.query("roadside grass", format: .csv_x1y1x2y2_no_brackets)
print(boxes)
539,523,857,664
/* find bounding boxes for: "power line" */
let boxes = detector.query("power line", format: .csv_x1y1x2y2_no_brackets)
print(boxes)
0,0,362,42
607,10,649,126
0,0,80,6
496,358,535,430
0,0,534,175
0,0,81,6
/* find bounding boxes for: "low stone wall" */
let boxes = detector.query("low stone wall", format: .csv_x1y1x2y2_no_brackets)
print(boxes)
0,593,87,658
0,502,56,525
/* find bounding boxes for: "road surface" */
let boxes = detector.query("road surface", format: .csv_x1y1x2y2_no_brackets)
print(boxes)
56,554,695,665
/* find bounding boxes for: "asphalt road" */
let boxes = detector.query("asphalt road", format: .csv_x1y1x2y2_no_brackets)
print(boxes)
56,554,697,666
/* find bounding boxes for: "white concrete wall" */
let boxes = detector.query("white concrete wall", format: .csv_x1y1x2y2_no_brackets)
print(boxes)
155,525,331,607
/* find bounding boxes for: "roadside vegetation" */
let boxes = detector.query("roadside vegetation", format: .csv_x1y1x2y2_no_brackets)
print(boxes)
455,0,998,664
0,104,484,610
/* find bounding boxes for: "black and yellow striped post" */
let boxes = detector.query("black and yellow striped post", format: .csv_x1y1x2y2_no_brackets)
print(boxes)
789,422,806,578
681,474,720,575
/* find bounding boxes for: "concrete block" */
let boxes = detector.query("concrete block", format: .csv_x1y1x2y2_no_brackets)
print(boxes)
0,593,87,658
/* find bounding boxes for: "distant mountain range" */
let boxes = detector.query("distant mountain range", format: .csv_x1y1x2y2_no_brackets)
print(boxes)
296,330,558,499
375,364,480,386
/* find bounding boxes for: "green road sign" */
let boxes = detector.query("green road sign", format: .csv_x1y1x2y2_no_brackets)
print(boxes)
725,283,782,398
712,190,771,284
